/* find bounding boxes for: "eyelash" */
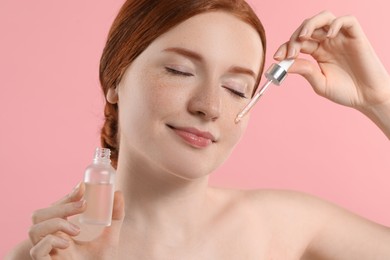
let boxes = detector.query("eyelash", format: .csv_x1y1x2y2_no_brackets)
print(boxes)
165,67,247,99
223,86,247,99
165,67,194,77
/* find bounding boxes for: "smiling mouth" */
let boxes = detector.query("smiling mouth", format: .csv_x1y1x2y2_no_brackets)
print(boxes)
167,125,216,148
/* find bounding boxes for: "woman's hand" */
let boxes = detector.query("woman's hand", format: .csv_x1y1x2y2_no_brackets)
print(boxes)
274,11,390,137
28,183,124,260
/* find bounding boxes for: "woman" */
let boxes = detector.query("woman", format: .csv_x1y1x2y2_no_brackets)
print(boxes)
6,0,390,259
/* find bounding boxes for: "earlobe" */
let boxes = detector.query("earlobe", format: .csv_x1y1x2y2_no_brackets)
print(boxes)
106,87,118,104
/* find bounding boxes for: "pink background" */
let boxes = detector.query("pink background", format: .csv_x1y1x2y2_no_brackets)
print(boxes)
1,0,389,256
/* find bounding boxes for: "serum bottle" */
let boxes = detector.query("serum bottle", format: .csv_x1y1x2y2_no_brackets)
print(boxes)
80,148,116,226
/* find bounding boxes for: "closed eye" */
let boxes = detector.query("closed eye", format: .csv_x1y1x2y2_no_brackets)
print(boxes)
223,86,248,99
165,67,194,77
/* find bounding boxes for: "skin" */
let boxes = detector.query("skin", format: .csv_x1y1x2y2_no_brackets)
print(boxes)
6,11,390,260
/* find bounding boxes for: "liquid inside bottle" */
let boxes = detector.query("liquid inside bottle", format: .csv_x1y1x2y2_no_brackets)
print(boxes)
79,148,116,226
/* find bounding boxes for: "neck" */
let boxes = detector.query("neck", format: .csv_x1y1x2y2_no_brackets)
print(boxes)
116,146,211,246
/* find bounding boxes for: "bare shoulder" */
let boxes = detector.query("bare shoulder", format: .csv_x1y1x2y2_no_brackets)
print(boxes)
5,239,32,260
211,187,330,217
209,187,390,258
244,189,390,259
207,188,329,256
244,188,335,216
241,189,330,241
207,187,325,237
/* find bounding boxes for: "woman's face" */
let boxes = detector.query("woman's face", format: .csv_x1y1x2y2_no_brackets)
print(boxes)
116,11,263,179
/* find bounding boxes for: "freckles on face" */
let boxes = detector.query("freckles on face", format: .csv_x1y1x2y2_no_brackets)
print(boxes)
137,66,189,122
116,11,263,176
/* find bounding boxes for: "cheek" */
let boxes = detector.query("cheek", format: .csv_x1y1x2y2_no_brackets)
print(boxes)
217,112,249,161
219,96,250,145
124,71,184,115
142,74,189,118
225,119,247,146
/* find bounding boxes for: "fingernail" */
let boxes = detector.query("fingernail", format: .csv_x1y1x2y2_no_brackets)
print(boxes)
70,182,81,197
273,50,283,59
327,29,333,37
74,200,85,208
69,223,80,233
287,48,296,59
299,28,307,38
59,237,70,246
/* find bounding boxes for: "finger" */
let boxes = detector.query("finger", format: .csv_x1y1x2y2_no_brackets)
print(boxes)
52,182,85,206
29,235,70,260
274,40,320,60
326,15,363,38
31,200,86,224
274,41,306,60
284,11,337,59
310,28,329,42
288,58,327,97
99,191,125,245
29,218,80,245
273,42,288,60
296,10,336,41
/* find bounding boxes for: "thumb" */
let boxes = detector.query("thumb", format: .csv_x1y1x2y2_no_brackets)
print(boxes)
100,191,125,243
288,58,327,97
111,191,125,222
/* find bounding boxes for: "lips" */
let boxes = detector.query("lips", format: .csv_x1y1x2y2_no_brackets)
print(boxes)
167,125,216,148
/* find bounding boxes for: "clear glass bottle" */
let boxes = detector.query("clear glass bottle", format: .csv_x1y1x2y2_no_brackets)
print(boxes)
80,148,116,226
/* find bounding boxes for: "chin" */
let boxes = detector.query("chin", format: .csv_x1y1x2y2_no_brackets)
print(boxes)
155,144,229,181
158,158,217,181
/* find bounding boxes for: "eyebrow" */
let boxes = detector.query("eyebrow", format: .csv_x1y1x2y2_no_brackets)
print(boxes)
228,66,257,80
163,47,257,80
164,47,203,62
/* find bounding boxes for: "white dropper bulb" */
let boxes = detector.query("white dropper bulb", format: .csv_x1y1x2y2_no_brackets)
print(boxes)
278,59,294,71
235,59,295,123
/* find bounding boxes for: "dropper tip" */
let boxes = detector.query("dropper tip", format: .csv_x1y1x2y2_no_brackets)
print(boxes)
234,116,242,124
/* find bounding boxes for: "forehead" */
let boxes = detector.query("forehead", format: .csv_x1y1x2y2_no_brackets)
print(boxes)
146,11,264,74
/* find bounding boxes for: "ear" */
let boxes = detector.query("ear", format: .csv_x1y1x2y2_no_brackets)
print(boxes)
106,87,118,104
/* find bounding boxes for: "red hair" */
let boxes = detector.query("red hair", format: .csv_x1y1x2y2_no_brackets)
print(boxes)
99,0,266,168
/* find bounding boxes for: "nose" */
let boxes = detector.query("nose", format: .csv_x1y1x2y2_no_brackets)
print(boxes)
187,82,221,121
